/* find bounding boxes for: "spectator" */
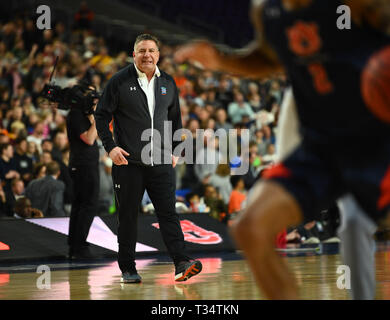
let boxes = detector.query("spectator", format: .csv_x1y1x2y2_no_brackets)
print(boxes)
204,89,223,109
185,192,209,213
228,176,247,215
174,67,189,94
26,112,40,134
26,120,45,154
0,143,20,193
0,131,10,144
54,21,70,44
203,184,227,222
262,124,275,146
22,19,40,52
74,1,95,30
48,138,73,212
194,134,222,182
25,161,66,217
26,140,39,163
13,197,44,219
13,138,33,185
6,106,25,132
269,80,283,105
198,107,211,129
62,148,70,166
52,131,68,162
262,143,277,164
193,90,207,108
214,107,233,132
202,71,218,89
209,163,232,205
54,64,72,88
0,182,8,217
206,117,216,130
228,91,255,125
90,46,114,74
21,94,36,117
39,150,53,164
242,142,262,190
215,76,234,110
179,118,201,191
32,162,46,179
91,73,102,93
254,128,268,156
4,177,25,216
247,82,263,112
41,138,53,153
30,77,45,106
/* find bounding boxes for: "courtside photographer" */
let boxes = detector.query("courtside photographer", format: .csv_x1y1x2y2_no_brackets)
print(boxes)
41,78,101,260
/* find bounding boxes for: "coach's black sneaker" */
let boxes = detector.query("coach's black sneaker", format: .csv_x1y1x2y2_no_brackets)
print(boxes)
175,260,202,281
121,271,142,284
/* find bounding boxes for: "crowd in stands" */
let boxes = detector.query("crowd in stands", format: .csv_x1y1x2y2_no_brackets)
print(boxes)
0,5,289,226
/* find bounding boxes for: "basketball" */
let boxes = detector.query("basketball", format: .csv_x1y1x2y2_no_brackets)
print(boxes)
361,45,390,123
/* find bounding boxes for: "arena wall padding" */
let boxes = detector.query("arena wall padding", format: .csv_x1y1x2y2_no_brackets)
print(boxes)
0,214,236,263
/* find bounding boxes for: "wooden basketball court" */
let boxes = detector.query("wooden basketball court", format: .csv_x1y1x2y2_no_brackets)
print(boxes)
1,245,390,300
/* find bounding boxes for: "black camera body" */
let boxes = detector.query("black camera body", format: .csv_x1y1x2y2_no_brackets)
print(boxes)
41,82,100,115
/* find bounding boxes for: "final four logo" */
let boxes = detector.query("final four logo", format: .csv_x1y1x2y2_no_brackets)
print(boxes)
161,87,167,95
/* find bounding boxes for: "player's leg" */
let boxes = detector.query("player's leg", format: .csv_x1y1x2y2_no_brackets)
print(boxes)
279,89,378,299
337,194,377,300
275,88,301,161
235,89,333,299
231,180,303,299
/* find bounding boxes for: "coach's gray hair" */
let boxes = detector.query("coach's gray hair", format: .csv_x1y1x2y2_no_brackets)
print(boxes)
133,34,160,51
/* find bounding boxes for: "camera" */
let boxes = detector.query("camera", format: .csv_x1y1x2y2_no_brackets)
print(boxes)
41,81,100,115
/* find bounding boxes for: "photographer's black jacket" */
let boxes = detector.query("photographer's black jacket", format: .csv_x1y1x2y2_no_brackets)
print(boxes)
67,108,99,166
95,64,182,166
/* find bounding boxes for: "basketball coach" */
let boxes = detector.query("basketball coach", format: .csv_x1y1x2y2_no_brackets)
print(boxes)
95,34,202,283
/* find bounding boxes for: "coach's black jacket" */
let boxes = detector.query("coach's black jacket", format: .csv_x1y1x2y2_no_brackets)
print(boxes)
95,63,182,165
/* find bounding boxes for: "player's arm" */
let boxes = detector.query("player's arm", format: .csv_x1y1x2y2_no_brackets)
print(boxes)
346,0,390,34
174,0,283,79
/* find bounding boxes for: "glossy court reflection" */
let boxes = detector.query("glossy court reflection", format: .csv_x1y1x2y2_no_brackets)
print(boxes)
1,249,390,300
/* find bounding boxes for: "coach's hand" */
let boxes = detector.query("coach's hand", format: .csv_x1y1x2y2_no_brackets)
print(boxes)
109,147,129,165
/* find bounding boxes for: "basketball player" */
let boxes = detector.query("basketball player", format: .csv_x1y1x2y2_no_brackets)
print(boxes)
175,0,390,299
277,89,377,300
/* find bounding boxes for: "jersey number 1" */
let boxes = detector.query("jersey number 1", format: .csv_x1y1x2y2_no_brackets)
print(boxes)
308,63,333,95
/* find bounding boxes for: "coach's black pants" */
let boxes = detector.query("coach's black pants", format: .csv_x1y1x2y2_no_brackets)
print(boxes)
68,164,100,252
112,163,188,273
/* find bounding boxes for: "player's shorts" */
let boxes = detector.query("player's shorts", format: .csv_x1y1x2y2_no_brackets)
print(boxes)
262,140,390,224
